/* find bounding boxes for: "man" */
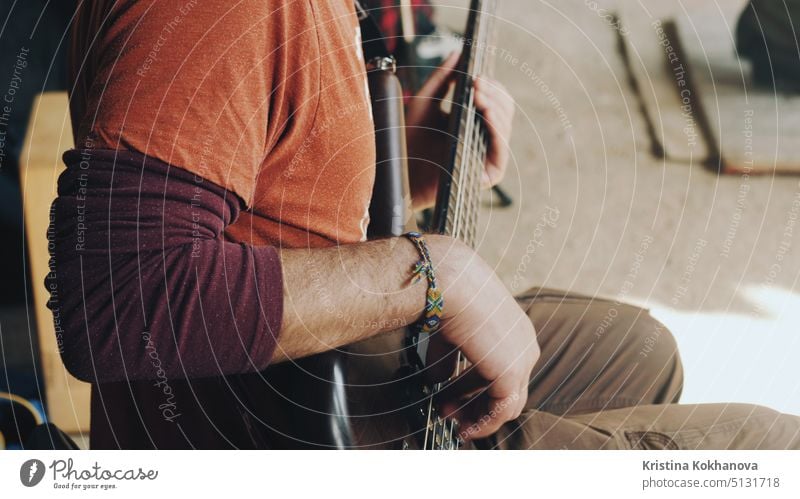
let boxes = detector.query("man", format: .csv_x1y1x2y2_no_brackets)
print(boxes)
49,0,800,449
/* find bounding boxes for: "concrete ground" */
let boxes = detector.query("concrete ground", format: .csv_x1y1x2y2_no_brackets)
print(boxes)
435,0,800,414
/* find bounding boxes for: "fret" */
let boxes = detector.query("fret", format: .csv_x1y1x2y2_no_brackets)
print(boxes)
452,90,478,243
467,117,485,247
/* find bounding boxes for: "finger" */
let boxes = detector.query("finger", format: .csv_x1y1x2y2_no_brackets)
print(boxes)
510,384,527,420
481,168,502,189
474,83,514,136
517,387,529,418
482,155,507,189
474,83,514,144
476,78,515,115
417,51,461,100
473,88,513,187
475,93,514,150
457,393,517,441
481,111,510,186
435,367,488,409
441,374,524,440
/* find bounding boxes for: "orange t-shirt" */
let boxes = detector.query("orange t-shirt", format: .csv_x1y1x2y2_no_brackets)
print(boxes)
69,0,376,248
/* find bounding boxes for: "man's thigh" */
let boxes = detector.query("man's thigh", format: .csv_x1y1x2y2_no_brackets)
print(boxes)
492,403,800,450
517,288,683,414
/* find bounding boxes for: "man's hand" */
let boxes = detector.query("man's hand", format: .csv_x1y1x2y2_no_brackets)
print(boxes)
429,240,540,441
406,53,516,211
278,236,539,440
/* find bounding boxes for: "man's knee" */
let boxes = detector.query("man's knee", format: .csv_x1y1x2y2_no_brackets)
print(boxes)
624,310,681,371
518,287,684,403
608,304,684,399
519,287,681,370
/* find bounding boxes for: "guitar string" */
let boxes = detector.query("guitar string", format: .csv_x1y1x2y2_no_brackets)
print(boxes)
448,0,482,239
461,2,488,250
427,0,495,449
445,3,488,449
445,74,482,449
448,105,485,447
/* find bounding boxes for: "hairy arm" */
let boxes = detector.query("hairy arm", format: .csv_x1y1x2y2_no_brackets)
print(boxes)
275,235,455,362
278,235,540,440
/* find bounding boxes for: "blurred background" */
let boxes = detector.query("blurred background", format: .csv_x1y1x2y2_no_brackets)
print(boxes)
1,0,798,448
454,0,800,417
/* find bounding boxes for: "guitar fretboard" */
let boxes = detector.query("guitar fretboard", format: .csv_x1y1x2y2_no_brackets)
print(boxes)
423,0,497,451
433,0,497,248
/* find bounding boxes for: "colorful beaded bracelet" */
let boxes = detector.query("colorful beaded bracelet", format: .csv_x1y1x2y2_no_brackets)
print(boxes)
404,231,443,334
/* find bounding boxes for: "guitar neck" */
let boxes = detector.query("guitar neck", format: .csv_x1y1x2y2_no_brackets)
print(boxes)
431,0,497,246
419,0,498,451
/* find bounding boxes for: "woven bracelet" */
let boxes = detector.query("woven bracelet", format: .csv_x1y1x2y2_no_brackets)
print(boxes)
404,231,443,334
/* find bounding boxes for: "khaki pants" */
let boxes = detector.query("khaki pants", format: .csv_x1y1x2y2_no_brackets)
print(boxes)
480,288,800,450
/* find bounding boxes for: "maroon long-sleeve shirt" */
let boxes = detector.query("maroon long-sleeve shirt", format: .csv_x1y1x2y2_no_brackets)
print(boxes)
48,149,284,448
49,149,283,383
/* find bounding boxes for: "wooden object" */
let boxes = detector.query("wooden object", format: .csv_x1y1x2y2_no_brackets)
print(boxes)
19,92,90,434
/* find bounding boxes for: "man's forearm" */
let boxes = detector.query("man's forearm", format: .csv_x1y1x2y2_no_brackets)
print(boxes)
274,235,454,362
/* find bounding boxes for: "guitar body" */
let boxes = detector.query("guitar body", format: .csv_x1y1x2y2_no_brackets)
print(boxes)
259,329,423,449
258,0,495,450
